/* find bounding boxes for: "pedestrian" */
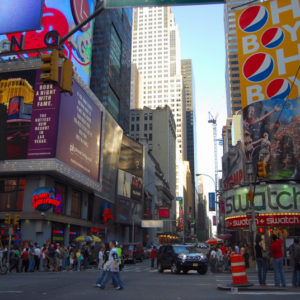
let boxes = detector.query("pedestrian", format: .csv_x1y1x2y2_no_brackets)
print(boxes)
243,244,250,268
96,241,124,290
116,242,123,271
270,233,286,287
151,247,156,269
9,248,19,273
255,235,268,286
40,246,46,272
98,246,104,270
76,248,83,271
47,244,56,272
28,245,35,272
216,246,224,272
289,238,300,287
21,248,29,272
83,245,89,270
209,247,217,273
34,243,41,271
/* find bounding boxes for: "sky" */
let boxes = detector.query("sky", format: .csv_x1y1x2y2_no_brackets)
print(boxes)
172,4,227,227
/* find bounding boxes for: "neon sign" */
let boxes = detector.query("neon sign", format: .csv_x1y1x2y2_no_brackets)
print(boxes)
32,187,60,211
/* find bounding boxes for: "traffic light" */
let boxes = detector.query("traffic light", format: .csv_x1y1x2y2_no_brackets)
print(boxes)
40,49,59,83
247,188,254,202
4,213,11,224
13,214,19,225
257,161,267,178
61,58,74,95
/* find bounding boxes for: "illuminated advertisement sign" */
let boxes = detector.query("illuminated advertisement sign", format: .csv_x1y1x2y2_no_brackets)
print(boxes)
56,80,102,181
32,187,60,211
159,208,170,218
242,98,300,181
235,0,300,108
224,183,300,219
131,176,143,201
0,0,43,35
0,0,95,85
209,192,215,211
117,169,132,198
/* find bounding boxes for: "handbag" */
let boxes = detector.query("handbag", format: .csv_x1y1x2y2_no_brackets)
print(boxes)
103,259,114,271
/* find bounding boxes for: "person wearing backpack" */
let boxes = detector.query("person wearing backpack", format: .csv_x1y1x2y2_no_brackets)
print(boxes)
289,238,300,287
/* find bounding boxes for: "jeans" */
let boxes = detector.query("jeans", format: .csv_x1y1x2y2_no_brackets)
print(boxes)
292,265,300,287
273,257,286,287
101,271,124,289
210,258,216,273
151,258,155,268
256,258,267,285
28,258,35,272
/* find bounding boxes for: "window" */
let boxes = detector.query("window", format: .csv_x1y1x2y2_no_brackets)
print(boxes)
149,133,152,141
110,26,122,76
149,123,152,130
144,113,148,120
136,114,140,121
136,124,140,131
131,124,135,131
108,87,120,121
0,178,25,211
71,190,82,219
131,115,135,121
144,124,148,131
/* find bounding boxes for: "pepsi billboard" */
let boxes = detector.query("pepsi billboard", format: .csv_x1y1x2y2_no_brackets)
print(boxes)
0,0,95,85
235,0,300,108
0,0,43,35
242,98,300,181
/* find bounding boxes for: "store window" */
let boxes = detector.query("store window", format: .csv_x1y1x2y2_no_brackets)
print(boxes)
71,190,82,219
110,25,122,76
0,178,25,211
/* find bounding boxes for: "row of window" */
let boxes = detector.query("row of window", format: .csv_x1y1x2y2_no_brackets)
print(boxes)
131,123,153,131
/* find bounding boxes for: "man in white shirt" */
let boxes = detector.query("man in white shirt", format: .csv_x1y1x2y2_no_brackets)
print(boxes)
34,244,41,271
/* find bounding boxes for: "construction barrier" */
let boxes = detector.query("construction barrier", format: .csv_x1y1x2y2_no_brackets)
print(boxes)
230,252,249,286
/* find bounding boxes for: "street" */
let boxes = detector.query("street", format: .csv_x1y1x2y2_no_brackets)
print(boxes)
0,260,300,300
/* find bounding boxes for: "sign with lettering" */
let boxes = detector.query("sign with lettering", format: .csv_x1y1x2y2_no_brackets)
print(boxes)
27,70,60,159
225,183,300,218
32,187,60,211
56,80,102,181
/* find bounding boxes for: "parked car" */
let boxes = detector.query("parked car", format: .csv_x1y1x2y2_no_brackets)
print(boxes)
157,244,208,275
123,243,145,263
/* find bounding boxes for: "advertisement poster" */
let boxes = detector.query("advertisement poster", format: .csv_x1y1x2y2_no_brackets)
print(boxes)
222,142,245,189
117,197,131,224
119,134,143,178
0,0,95,85
56,81,102,181
27,70,60,159
242,98,300,180
235,0,300,108
209,192,215,211
131,175,143,201
0,0,43,35
117,169,132,198
99,112,123,202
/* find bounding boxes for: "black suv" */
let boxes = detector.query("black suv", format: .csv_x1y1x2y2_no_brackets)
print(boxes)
157,245,208,275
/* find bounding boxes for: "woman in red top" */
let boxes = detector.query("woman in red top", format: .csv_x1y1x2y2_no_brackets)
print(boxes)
21,248,29,272
151,247,156,269
270,233,286,287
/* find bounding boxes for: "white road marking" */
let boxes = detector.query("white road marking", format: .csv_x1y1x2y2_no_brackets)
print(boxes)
0,291,23,294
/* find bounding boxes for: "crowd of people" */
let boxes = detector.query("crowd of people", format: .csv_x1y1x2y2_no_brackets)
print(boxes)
0,241,94,273
207,232,300,288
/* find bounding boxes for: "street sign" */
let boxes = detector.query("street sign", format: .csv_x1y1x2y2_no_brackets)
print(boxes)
104,0,224,8
208,192,215,211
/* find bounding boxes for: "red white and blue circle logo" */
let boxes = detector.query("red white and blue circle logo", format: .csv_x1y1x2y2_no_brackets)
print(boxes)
261,27,284,49
266,78,291,99
239,5,268,33
243,53,274,82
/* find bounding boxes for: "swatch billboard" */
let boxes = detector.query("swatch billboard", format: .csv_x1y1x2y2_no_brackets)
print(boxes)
235,0,300,108
56,80,102,181
0,0,95,85
242,98,300,181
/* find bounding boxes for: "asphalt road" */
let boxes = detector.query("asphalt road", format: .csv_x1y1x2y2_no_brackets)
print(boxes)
0,260,299,300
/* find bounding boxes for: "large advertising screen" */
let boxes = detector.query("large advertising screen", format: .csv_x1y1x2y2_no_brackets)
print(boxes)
99,112,123,202
235,0,300,108
0,0,43,35
242,98,300,181
56,80,102,181
0,0,95,85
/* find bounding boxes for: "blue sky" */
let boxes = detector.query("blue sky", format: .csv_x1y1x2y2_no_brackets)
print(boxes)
172,4,227,222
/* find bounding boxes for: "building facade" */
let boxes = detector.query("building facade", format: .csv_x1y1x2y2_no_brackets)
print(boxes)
90,7,132,133
131,6,186,198
181,59,195,181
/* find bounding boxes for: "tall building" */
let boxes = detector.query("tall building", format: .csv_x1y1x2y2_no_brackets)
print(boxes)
90,7,132,133
129,106,176,199
132,6,186,197
222,118,232,154
181,59,195,180
224,0,248,117
130,63,143,109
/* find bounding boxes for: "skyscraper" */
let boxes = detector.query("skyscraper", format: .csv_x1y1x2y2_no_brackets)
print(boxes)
181,59,195,180
132,6,186,197
224,0,248,117
90,7,132,133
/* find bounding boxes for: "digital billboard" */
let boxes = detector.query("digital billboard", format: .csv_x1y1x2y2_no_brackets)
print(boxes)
56,80,102,181
242,98,300,181
117,169,132,198
0,0,95,85
99,112,123,202
235,0,300,108
0,0,43,35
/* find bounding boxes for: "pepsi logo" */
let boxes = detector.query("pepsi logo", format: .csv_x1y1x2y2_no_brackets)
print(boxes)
243,53,274,82
239,5,268,33
261,27,284,49
266,78,291,99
